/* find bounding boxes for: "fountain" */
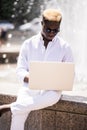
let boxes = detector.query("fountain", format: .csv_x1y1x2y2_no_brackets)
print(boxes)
56,0,87,84
44,0,87,86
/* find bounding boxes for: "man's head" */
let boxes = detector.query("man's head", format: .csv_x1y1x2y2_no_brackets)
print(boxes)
41,9,62,41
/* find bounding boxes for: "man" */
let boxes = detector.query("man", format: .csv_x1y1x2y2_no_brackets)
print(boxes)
0,9,73,130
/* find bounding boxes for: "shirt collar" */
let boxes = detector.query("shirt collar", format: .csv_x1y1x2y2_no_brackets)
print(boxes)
39,32,58,42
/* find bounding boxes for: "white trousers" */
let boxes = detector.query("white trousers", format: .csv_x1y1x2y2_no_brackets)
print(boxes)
10,87,61,130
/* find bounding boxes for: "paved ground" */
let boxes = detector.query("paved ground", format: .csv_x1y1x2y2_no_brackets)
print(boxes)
0,63,21,95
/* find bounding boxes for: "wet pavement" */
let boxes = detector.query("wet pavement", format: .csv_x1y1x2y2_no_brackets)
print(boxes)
0,63,21,95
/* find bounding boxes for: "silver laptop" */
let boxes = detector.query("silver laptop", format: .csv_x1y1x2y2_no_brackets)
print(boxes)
29,61,75,91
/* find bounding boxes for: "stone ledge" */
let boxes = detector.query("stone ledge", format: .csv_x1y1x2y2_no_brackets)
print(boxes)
0,93,87,130
46,94,87,115
0,93,87,113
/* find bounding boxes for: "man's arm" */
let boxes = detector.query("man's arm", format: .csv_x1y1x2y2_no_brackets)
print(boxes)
16,41,29,83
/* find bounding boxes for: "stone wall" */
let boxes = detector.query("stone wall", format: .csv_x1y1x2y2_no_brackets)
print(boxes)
0,94,87,130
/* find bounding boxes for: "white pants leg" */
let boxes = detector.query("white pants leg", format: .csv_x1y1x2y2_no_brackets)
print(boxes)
10,87,61,130
10,112,29,130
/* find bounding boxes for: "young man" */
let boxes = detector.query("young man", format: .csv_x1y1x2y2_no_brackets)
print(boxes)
0,9,73,130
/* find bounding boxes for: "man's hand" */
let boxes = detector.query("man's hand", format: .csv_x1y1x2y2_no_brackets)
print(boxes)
24,73,29,83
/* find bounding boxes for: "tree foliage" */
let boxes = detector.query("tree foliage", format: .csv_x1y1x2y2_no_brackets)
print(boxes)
0,0,44,27
0,0,15,22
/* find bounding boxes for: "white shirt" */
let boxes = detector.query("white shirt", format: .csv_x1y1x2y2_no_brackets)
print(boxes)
16,33,73,83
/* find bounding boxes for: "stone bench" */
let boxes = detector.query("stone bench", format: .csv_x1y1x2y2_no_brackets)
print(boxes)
0,93,87,130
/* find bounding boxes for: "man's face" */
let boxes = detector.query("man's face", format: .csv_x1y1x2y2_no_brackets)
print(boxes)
41,21,60,41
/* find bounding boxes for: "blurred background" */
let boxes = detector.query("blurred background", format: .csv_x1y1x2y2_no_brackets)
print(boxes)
0,0,87,93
